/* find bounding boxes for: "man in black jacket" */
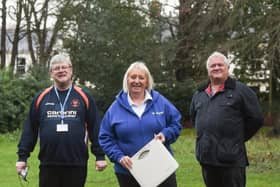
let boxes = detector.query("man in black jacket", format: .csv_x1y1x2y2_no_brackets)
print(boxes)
16,54,107,187
190,51,263,187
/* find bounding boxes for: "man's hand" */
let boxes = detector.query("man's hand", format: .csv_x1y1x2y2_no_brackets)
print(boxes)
16,161,27,174
95,160,107,171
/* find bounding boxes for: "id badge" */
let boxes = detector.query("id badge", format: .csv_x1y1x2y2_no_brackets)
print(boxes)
56,123,68,132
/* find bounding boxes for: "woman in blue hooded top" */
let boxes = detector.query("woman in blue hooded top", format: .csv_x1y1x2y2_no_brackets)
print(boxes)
99,61,182,187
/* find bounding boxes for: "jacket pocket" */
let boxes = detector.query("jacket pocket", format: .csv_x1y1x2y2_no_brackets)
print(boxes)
216,139,243,163
195,133,217,163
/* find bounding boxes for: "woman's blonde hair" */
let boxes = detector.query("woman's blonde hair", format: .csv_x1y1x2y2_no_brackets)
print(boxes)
122,61,154,92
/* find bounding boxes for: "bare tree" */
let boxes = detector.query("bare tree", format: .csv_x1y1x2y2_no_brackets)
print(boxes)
1,0,7,69
8,0,24,72
21,0,77,67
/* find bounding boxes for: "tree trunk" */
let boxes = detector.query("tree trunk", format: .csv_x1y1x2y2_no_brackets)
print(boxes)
23,1,36,65
10,1,24,73
1,0,7,69
173,0,193,81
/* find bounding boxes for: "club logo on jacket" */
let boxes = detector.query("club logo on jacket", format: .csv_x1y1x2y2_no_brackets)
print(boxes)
152,111,164,115
47,111,77,118
71,99,80,108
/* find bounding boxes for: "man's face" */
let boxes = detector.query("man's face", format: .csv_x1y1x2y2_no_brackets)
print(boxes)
127,68,148,95
207,56,229,82
50,63,73,87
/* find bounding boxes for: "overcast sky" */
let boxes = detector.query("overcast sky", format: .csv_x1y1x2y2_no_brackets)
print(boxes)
3,0,179,28
160,0,179,16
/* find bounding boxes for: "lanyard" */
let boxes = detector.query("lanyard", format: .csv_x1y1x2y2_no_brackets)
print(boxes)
54,85,72,124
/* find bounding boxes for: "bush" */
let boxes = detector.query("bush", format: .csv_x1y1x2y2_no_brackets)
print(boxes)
0,66,51,133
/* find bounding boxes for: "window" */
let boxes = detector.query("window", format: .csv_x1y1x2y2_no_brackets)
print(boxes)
17,57,26,74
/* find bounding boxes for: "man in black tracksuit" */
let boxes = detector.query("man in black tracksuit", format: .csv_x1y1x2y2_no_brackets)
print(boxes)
16,54,107,187
190,51,263,187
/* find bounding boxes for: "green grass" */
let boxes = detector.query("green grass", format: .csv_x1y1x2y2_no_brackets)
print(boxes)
0,128,279,187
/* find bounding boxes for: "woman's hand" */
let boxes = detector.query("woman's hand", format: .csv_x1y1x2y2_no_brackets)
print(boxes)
119,156,133,170
154,132,165,143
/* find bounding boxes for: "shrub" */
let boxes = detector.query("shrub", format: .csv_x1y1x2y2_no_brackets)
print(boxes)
0,66,51,133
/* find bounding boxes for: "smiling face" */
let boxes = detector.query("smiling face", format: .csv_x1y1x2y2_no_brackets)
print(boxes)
50,62,73,90
207,56,229,84
127,68,148,97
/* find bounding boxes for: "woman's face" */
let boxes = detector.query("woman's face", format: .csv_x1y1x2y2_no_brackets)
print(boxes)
127,68,148,96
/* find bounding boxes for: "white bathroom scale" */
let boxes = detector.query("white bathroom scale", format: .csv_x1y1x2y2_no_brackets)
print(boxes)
129,139,179,187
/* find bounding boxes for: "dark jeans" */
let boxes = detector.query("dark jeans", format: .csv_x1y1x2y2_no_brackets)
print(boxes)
201,164,246,187
39,165,87,187
116,172,177,187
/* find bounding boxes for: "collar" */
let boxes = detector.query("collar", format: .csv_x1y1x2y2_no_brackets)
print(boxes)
205,83,225,96
198,77,236,92
128,90,152,106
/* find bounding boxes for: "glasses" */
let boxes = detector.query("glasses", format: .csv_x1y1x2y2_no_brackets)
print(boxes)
52,65,72,72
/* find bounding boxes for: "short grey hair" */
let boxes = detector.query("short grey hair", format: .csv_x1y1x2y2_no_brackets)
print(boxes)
49,54,72,70
122,61,154,92
206,51,229,69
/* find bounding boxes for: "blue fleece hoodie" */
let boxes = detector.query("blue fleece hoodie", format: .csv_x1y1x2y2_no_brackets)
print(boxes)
99,90,182,174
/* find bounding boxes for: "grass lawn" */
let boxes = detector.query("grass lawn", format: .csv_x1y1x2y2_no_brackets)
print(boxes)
0,128,279,187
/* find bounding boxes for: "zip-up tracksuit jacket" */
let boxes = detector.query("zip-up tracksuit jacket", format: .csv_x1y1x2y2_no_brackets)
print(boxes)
99,90,182,174
17,85,105,166
190,77,263,167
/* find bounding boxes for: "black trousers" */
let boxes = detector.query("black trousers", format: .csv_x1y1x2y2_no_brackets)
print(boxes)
201,165,246,187
115,172,177,187
39,165,87,187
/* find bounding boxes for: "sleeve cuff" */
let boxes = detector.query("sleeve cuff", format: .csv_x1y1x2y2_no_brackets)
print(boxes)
18,156,28,162
95,155,105,161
